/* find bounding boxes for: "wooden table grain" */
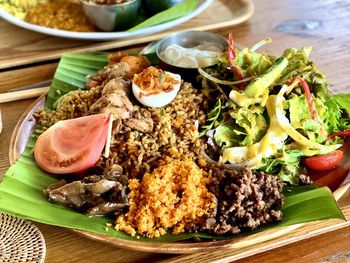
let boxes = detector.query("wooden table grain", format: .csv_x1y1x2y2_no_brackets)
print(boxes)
1,0,350,262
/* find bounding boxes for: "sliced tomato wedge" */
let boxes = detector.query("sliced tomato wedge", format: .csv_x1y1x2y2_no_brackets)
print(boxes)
34,113,110,174
309,166,349,192
304,150,344,171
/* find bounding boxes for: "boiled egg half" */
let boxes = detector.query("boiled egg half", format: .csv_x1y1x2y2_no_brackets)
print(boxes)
132,67,181,108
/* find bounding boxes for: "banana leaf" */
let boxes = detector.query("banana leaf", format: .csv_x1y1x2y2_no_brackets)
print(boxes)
0,53,345,243
128,0,198,32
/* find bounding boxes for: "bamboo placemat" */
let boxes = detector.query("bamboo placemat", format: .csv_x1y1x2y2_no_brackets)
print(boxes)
0,213,46,263
0,0,254,70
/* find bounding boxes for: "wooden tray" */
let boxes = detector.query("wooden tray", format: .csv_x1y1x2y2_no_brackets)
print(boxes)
0,0,254,70
7,94,350,255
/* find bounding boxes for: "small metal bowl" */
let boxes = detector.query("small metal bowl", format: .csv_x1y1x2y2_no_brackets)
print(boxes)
80,0,141,32
156,31,228,80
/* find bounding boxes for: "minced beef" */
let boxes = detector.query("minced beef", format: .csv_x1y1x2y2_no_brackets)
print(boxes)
201,166,284,235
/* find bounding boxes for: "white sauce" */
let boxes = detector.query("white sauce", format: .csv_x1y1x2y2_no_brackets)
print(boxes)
161,43,223,68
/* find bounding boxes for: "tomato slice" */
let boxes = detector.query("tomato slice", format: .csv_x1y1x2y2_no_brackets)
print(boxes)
304,150,344,171
309,166,349,192
34,113,110,174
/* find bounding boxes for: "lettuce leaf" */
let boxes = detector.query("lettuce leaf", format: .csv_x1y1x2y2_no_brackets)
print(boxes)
314,90,350,134
259,149,304,184
232,48,275,77
199,98,222,137
332,93,350,113
287,94,327,143
228,105,267,146
278,47,328,87
213,124,240,148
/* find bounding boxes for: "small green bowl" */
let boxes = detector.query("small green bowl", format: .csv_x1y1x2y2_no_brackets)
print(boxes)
80,0,141,31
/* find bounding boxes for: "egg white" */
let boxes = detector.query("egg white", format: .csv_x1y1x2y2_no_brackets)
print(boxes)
132,72,181,108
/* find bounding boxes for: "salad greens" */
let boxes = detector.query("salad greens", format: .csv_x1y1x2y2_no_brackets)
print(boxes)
200,39,350,184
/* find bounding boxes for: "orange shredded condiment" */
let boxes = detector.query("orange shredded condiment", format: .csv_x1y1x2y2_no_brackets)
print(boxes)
133,66,180,97
115,158,216,238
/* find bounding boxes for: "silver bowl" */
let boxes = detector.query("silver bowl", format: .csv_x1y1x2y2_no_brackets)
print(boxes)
80,0,141,32
156,31,228,79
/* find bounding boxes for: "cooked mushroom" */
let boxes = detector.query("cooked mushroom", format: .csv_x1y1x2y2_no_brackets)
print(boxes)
44,176,129,216
87,202,127,216
45,181,86,208
84,179,118,195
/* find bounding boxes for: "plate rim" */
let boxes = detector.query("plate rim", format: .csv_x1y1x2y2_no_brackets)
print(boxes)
8,94,347,254
0,0,214,41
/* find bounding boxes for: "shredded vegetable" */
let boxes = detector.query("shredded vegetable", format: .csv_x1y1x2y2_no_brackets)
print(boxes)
198,68,254,86
228,33,246,90
250,38,272,52
287,76,320,124
275,85,341,152
200,36,350,184
329,129,350,140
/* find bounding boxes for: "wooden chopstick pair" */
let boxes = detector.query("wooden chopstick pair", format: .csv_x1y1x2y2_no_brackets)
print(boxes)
0,86,50,104
0,79,52,104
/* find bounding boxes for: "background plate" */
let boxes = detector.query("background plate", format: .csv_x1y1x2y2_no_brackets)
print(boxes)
0,0,255,69
0,0,213,41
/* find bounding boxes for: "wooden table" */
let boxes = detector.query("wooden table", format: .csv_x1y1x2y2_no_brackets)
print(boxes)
1,0,350,262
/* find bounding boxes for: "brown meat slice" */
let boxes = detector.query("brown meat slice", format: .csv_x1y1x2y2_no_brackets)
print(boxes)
97,62,130,81
123,110,154,133
85,62,130,89
90,90,133,119
120,56,151,78
102,77,131,97
123,117,153,133
85,55,150,89
100,56,150,80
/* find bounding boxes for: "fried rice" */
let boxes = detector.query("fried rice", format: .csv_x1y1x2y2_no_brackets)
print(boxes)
35,82,207,179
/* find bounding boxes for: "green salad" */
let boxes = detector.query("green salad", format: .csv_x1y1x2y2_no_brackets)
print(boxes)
199,35,350,185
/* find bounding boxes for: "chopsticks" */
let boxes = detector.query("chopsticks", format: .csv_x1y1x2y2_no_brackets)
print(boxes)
8,79,52,92
0,86,49,104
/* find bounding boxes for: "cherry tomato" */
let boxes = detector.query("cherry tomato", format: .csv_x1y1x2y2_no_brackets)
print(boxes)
309,166,349,192
304,150,344,171
34,113,110,174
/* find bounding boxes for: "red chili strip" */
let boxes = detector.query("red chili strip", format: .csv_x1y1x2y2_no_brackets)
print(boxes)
228,33,236,63
289,76,319,124
230,65,246,90
328,129,350,140
228,33,246,89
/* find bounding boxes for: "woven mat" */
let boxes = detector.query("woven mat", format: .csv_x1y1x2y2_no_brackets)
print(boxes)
0,213,46,263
